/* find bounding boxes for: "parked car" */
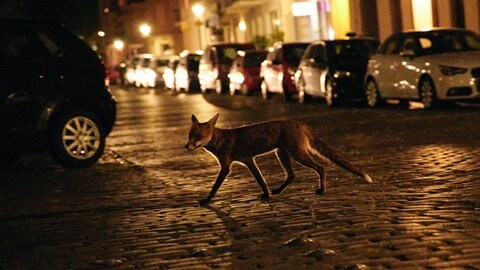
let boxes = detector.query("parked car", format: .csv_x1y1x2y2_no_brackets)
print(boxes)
153,56,172,87
124,55,142,85
133,54,156,88
0,18,116,168
199,42,255,94
228,49,267,96
261,42,310,101
174,50,202,92
295,38,379,106
365,28,480,108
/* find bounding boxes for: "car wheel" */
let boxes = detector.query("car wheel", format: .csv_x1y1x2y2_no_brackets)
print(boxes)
325,77,339,107
48,108,105,169
365,78,383,107
297,76,310,103
282,81,293,102
240,83,251,96
229,82,236,96
215,79,223,95
419,77,439,109
0,152,19,169
261,80,271,100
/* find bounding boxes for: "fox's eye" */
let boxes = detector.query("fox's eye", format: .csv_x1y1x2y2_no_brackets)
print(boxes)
195,135,202,140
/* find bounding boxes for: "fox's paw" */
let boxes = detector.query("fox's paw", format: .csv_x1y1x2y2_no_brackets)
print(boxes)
315,188,325,195
199,198,211,206
259,193,270,201
271,188,282,195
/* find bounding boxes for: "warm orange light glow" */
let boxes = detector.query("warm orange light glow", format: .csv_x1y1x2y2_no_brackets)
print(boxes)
412,0,433,29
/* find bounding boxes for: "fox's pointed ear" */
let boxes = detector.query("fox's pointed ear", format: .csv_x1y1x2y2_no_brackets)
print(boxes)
208,113,220,127
192,114,199,124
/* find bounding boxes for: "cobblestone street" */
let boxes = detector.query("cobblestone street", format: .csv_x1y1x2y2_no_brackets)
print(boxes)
1,86,480,269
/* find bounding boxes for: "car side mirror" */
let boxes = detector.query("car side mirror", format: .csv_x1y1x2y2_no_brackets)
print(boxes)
400,49,415,58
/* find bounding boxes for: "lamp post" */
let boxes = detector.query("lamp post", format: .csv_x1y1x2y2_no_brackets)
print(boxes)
192,3,205,49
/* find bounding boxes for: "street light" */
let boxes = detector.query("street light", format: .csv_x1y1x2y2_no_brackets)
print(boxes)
139,23,152,37
192,4,205,19
113,39,124,51
192,3,205,49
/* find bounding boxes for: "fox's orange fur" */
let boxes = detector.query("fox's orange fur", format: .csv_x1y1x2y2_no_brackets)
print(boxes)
185,113,372,205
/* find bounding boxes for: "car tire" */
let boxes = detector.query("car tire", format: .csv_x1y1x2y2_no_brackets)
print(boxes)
0,152,19,169
240,83,251,96
261,80,271,100
48,108,106,169
325,77,339,107
365,78,384,107
282,81,293,102
419,77,439,109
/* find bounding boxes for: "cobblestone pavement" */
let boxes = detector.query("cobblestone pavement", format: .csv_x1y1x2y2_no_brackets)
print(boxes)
1,86,480,269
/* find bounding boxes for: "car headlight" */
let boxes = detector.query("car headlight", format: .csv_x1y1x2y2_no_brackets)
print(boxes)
439,65,468,76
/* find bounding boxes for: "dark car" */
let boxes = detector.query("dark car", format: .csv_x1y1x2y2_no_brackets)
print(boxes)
228,49,267,96
199,42,255,94
260,42,310,101
295,38,379,106
174,50,202,92
0,18,116,168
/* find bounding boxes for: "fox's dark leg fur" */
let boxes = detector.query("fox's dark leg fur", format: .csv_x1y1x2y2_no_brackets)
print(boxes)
290,149,326,194
200,164,231,205
243,158,270,199
272,149,296,195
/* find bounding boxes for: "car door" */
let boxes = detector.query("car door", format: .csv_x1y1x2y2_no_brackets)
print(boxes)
0,23,55,148
309,44,328,97
298,44,324,96
373,35,404,98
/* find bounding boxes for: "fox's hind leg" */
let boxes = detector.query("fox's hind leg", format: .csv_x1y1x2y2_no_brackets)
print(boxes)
243,158,270,200
272,149,296,195
291,150,326,194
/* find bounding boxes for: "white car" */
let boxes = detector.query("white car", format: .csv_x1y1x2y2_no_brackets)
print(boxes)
365,28,480,108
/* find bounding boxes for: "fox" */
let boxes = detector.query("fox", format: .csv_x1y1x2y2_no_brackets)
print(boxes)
185,113,373,205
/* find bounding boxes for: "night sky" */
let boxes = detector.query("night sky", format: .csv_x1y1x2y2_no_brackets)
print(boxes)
0,0,100,37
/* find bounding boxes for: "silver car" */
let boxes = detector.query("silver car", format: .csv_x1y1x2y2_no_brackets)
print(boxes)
365,28,480,108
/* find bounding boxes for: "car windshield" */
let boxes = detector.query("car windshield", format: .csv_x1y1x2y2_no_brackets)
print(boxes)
326,40,378,62
243,52,267,67
411,30,480,56
218,45,254,63
283,44,309,66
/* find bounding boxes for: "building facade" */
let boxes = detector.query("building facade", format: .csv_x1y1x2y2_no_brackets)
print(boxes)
192,0,480,49
99,0,480,65
99,0,184,67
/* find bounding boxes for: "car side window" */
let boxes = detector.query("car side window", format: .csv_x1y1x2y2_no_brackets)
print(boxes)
312,45,326,62
381,36,400,55
0,25,42,62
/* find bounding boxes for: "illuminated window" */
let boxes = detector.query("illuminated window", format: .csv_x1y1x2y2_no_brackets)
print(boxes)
412,0,433,30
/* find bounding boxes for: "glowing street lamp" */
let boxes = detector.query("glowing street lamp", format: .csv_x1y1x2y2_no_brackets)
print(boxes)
97,31,106,37
192,4,205,19
113,39,124,51
192,3,205,49
139,23,152,37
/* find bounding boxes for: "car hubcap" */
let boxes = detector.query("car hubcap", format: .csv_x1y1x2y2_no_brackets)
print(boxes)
215,80,222,94
325,79,333,104
261,81,268,99
421,81,433,107
62,116,100,159
366,81,378,106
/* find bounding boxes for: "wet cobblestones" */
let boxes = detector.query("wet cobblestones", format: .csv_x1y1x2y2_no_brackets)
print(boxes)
1,87,480,269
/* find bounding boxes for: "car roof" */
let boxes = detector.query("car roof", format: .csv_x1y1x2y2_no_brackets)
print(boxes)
398,27,471,34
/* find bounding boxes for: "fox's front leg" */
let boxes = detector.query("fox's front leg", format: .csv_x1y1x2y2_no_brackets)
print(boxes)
199,165,231,206
243,158,270,200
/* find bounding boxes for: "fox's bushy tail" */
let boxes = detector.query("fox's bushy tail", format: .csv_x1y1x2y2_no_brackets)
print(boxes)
310,136,373,183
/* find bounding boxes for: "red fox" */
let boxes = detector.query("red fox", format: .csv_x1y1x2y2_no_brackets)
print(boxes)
185,113,373,205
